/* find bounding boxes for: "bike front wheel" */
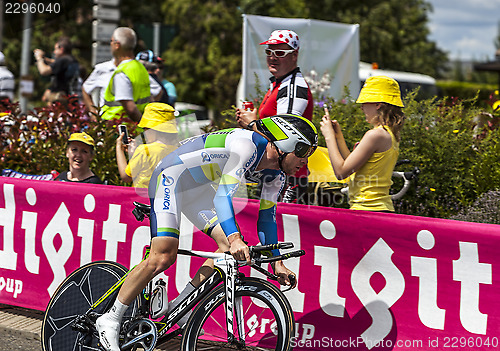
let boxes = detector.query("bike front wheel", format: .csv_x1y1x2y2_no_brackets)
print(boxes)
41,260,138,351
181,277,294,351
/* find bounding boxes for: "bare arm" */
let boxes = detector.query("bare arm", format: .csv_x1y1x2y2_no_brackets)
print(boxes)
82,89,99,122
235,108,258,129
35,59,52,75
33,49,53,76
320,108,381,180
115,133,133,182
120,100,142,122
322,109,350,159
271,260,297,288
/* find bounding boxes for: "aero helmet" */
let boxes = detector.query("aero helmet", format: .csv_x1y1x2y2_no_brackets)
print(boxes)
257,114,318,158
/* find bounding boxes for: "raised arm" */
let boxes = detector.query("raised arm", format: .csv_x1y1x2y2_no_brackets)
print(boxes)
320,107,381,180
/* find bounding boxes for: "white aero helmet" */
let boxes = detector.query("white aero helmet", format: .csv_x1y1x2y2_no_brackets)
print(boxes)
257,114,318,158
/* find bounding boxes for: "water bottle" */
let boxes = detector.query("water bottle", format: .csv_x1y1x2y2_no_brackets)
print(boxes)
150,279,169,319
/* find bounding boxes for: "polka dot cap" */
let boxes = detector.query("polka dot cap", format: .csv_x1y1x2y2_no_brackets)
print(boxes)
259,30,300,50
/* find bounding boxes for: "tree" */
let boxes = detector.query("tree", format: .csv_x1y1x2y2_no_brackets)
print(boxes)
154,0,448,115
306,0,448,77
3,0,450,114
3,1,93,103
152,0,242,115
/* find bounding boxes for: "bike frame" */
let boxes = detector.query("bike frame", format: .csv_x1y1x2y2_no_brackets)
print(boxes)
78,247,256,347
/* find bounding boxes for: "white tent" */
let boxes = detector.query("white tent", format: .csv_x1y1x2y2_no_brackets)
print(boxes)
237,14,360,107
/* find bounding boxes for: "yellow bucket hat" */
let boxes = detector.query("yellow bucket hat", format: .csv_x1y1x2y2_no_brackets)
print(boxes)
138,103,177,133
493,100,500,111
356,75,404,108
68,132,95,147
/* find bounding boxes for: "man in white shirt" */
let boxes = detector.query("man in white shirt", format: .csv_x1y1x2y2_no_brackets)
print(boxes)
82,59,116,121
0,52,15,102
82,58,162,121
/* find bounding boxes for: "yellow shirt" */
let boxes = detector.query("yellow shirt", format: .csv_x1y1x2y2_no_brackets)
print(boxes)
349,126,399,211
125,141,177,188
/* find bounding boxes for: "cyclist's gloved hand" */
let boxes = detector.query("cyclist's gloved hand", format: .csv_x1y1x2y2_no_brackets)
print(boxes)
272,261,297,289
228,233,251,264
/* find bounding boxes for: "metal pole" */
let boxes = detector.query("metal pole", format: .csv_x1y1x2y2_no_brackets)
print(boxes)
153,22,160,55
0,0,4,50
19,3,33,112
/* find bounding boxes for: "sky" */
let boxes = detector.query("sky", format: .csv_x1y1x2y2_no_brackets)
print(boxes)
427,0,500,61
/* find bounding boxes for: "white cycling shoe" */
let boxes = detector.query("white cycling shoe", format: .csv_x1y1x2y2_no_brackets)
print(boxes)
96,314,121,351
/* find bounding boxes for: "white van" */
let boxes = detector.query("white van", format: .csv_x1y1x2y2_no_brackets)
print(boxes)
359,62,438,99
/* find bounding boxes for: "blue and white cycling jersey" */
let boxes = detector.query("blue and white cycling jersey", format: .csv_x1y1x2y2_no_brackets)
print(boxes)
149,128,285,256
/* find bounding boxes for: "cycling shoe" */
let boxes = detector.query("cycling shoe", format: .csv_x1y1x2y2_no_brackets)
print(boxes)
96,314,121,351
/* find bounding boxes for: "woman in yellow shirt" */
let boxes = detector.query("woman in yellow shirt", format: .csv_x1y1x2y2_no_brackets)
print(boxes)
116,102,178,189
320,76,405,211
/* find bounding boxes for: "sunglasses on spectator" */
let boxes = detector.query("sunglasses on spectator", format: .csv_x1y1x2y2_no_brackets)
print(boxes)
265,48,296,58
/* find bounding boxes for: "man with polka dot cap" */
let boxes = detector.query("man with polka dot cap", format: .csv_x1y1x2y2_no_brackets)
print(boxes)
236,29,314,204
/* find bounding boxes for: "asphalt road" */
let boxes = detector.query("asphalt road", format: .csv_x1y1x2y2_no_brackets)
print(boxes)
0,305,256,350
0,328,41,351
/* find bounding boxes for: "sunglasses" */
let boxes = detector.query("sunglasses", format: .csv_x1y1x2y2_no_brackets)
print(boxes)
294,142,316,158
265,48,296,58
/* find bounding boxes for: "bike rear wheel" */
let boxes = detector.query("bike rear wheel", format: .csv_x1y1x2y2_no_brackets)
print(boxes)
41,260,138,351
181,277,294,351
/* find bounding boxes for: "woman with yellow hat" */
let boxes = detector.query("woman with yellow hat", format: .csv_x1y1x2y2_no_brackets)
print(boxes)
55,132,104,184
320,75,405,212
116,102,178,188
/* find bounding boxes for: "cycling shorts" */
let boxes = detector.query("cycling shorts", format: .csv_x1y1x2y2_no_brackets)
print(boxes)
149,153,219,239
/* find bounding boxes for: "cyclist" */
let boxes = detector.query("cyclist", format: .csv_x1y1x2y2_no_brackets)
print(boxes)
96,114,318,351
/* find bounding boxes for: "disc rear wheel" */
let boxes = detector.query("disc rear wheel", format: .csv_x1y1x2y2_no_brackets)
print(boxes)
41,261,138,351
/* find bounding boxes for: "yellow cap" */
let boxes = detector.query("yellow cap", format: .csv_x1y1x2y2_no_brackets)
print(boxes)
493,100,500,111
138,103,177,133
68,132,95,147
356,75,404,107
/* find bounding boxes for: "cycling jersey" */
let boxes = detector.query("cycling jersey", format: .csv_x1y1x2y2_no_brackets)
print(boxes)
149,128,285,256
259,67,313,120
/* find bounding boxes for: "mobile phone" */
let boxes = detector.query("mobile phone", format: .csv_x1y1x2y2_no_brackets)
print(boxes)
118,124,129,145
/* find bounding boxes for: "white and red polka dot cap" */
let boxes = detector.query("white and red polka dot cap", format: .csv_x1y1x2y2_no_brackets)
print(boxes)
259,30,300,50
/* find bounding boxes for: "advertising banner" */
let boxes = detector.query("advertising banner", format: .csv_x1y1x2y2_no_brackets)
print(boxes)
1,177,499,350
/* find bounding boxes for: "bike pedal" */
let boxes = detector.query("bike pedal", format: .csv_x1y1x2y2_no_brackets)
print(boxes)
71,322,89,333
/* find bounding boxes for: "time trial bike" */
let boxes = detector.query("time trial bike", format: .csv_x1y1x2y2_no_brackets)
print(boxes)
41,201,304,351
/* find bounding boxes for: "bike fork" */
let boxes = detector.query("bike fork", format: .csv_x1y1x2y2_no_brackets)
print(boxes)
225,259,245,345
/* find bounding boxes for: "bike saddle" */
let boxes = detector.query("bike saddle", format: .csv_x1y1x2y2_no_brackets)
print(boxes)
133,201,151,221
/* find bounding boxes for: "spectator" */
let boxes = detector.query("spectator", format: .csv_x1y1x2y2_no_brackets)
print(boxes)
136,50,169,104
320,76,405,212
156,59,177,107
235,29,314,204
100,27,151,122
55,132,103,184
116,103,178,188
33,37,80,105
81,55,162,121
0,52,15,102
81,58,116,121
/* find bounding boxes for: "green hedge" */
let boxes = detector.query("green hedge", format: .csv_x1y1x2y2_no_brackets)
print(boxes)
2,91,500,221
308,91,500,219
436,80,498,108
0,98,136,186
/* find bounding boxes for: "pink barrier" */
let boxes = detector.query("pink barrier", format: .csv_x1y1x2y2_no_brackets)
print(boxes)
1,177,499,350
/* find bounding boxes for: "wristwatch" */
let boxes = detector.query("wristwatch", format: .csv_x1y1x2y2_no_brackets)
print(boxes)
246,120,257,130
